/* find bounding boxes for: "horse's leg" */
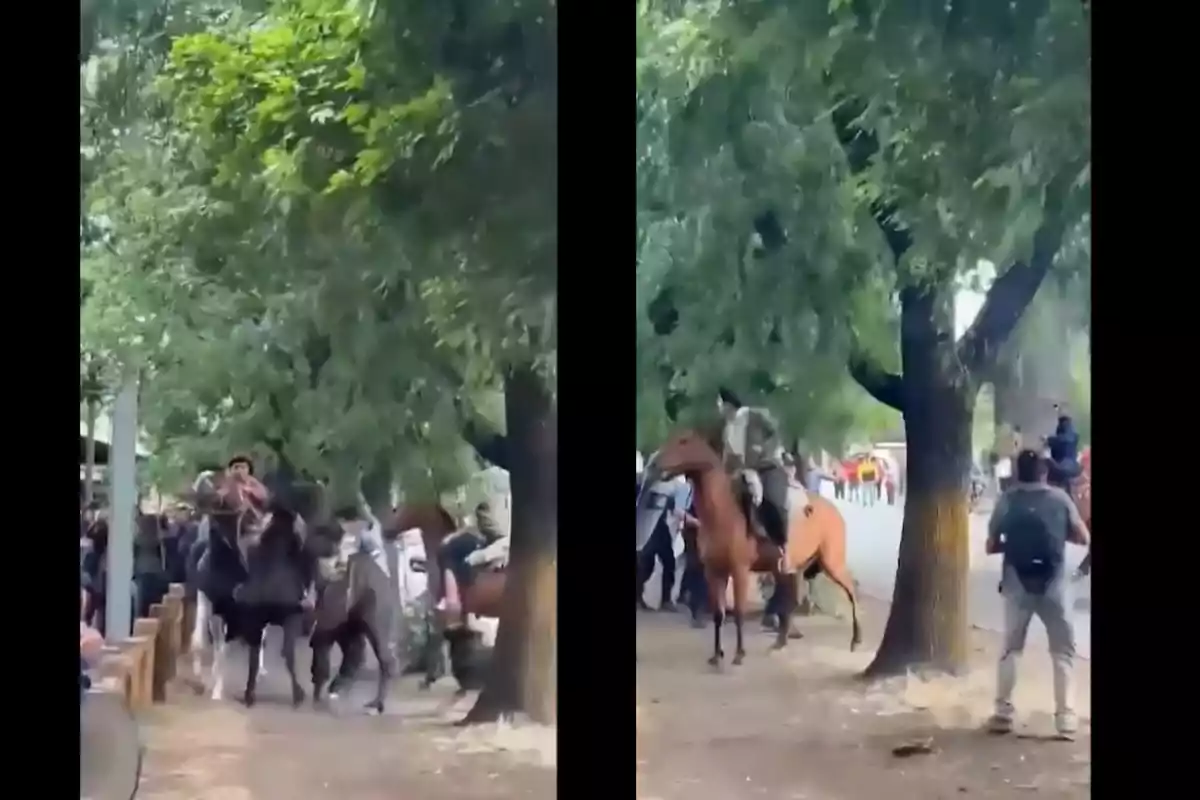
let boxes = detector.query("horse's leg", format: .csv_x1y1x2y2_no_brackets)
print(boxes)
242,618,264,707
820,560,863,650
361,618,392,715
730,568,749,665
210,615,227,701
258,627,268,678
281,615,306,707
191,591,210,685
704,571,726,667
310,629,333,706
771,571,799,650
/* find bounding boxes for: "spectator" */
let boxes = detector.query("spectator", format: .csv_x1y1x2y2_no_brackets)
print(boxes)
985,449,1089,739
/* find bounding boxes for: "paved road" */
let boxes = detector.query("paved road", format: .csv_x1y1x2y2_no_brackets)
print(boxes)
836,497,1092,659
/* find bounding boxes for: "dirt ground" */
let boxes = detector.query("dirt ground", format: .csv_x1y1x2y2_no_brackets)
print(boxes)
135,591,1087,800
136,649,556,800
636,595,1091,800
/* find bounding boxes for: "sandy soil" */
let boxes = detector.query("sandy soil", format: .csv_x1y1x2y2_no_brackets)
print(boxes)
135,586,1088,799
636,596,1091,800
135,649,555,800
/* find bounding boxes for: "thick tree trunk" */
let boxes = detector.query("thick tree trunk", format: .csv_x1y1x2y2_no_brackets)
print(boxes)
464,364,557,724
864,287,973,678
865,378,974,677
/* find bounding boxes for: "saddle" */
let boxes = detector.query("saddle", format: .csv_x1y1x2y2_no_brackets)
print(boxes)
734,474,785,544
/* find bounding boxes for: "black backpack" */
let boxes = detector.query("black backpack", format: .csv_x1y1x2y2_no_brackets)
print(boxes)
1001,495,1067,595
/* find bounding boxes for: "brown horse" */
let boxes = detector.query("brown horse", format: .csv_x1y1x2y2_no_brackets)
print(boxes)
387,504,505,620
653,430,862,667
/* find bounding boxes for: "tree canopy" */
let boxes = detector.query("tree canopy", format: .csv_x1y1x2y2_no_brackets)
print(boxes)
81,0,556,500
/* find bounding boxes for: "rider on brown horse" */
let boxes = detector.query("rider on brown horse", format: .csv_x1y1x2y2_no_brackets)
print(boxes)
717,388,811,574
438,501,506,626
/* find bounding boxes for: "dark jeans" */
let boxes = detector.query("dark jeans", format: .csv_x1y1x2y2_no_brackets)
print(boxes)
638,516,676,604
679,525,706,614
758,465,790,547
438,532,486,592
134,573,168,619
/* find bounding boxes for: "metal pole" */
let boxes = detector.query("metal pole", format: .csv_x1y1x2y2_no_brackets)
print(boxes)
105,374,138,640
84,399,97,505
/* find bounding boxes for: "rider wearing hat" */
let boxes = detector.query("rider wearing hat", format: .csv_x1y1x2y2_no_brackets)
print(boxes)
717,388,811,574
225,454,268,513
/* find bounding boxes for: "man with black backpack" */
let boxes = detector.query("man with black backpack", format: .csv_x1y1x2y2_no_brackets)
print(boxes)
985,449,1090,740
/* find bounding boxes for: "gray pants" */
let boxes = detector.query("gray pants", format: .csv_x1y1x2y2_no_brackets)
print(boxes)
996,567,1076,723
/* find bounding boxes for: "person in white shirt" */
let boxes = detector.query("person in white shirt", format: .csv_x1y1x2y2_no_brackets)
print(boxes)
637,475,692,611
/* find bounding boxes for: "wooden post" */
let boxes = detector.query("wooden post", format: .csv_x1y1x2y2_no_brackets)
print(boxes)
149,604,170,702
167,583,186,657
130,618,159,710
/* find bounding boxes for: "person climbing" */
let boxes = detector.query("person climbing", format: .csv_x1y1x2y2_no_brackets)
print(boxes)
717,387,811,574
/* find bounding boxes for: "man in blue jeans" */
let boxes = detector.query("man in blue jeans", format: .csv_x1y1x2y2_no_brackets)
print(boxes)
986,449,1090,739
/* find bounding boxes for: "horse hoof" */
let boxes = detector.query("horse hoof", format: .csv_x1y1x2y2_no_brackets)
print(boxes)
732,652,745,666
291,687,306,708
364,701,384,716
787,628,804,640
690,617,706,630
240,692,256,708
707,655,721,667
770,639,787,651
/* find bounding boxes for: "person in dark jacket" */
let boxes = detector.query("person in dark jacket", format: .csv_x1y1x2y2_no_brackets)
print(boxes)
1046,413,1081,495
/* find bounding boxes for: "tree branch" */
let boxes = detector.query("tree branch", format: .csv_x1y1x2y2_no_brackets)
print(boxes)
956,169,1076,378
462,417,510,471
848,353,906,413
829,96,913,264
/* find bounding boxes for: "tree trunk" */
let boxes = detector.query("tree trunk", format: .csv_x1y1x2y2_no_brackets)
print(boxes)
865,379,974,677
864,288,973,678
84,399,98,506
464,364,557,724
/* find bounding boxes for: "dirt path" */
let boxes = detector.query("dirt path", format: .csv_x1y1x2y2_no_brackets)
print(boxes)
636,597,1091,800
136,649,555,800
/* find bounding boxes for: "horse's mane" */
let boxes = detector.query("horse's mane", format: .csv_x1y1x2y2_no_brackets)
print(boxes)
436,505,458,533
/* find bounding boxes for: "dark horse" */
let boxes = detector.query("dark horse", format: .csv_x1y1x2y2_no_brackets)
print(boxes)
190,472,312,706
306,523,398,714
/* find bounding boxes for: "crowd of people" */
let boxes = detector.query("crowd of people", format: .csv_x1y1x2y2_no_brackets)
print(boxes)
80,499,204,637
830,455,898,506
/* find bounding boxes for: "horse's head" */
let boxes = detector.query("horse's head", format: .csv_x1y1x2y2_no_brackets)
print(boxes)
305,522,351,584
387,503,458,542
654,429,722,480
